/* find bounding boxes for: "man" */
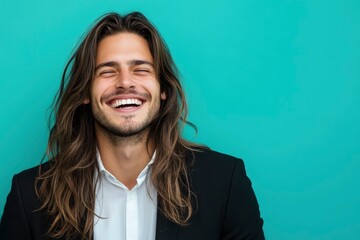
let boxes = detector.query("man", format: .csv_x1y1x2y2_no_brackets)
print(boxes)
0,12,264,240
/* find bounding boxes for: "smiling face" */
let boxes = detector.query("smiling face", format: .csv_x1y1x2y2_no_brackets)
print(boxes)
87,32,166,138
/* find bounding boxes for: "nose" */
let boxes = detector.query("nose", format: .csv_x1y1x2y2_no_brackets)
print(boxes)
115,69,134,89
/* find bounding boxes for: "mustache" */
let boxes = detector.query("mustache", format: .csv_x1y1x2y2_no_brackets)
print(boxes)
101,89,150,102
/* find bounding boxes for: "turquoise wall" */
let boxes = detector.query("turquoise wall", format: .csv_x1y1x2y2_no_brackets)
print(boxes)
1,0,359,239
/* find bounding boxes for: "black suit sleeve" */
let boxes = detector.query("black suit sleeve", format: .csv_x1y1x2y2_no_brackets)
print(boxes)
0,174,33,239
221,160,265,240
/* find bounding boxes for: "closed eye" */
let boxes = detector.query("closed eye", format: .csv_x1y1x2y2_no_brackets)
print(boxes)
99,70,117,77
134,68,152,76
134,69,150,73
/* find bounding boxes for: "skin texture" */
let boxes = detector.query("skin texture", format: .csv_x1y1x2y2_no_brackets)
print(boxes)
85,32,166,189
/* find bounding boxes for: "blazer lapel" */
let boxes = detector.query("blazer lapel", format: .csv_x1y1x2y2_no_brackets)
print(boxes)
155,208,179,240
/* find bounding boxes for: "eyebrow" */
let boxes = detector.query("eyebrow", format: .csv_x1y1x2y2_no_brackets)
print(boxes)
127,59,154,67
95,59,154,71
95,61,119,71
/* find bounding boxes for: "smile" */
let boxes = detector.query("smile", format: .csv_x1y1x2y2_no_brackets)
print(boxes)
109,98,143,109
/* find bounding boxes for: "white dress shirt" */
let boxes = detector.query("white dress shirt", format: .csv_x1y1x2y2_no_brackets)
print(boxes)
93,152,157,240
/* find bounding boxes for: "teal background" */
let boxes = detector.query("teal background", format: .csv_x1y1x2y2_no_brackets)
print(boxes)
1,0,359,239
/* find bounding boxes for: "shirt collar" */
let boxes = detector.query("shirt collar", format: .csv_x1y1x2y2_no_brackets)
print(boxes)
96,149,156,189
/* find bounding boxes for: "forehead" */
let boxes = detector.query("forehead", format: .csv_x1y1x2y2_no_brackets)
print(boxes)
96,32,153,64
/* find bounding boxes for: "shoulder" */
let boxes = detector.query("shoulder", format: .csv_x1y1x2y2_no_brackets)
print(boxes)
184,149,265,239
12,162,51,197
185,148,248,189
187,148,245,173
9,161,52,215
14,162,51,183
0,162,52,239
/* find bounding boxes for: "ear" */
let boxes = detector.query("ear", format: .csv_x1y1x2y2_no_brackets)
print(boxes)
83,98,90,104
161,91,166,100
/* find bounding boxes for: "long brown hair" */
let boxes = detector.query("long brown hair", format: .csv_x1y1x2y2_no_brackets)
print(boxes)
36,12,203,239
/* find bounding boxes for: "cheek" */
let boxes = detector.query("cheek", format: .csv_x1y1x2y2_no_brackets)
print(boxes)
146,81,162,96
90,81,107,101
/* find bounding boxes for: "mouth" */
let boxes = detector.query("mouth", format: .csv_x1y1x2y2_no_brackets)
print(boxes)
107,98,144,111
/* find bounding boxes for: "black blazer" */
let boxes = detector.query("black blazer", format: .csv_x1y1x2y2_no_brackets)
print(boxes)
0,149,264,240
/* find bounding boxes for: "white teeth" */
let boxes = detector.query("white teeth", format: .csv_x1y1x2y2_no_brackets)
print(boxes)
110,98,143,108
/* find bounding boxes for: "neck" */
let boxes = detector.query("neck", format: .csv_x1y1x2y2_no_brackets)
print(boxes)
95,125,155,190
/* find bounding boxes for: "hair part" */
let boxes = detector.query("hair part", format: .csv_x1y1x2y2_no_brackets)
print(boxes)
36,12,205,239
